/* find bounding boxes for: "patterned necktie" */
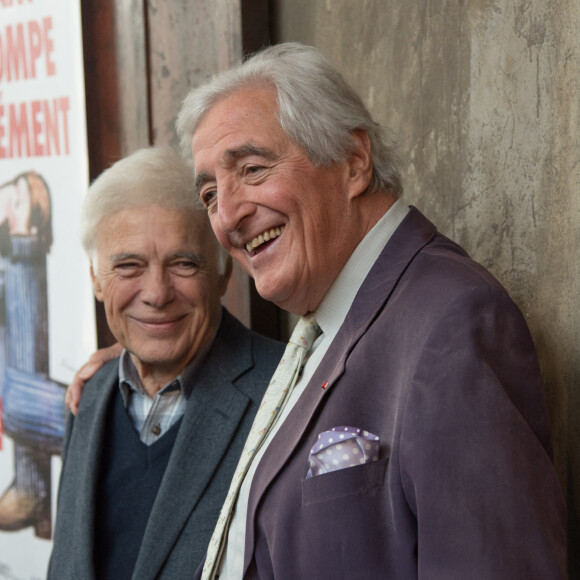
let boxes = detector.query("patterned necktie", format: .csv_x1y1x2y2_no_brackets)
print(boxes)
202,314,320,580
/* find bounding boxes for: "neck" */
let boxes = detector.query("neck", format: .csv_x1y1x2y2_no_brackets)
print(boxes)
132,358,182,398
359,191,398,235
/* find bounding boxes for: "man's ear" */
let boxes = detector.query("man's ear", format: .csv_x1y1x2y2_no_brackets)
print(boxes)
218,257,233,297
90,262,104,302
346,129,373,200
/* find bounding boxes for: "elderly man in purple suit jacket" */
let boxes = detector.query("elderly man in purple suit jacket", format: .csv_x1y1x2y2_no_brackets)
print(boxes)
71,43,566,578
173,42,566,579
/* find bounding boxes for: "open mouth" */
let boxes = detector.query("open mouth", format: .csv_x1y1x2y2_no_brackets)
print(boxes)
245,225,285,254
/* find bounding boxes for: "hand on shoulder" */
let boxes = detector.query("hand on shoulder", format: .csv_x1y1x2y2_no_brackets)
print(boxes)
66,343,123,415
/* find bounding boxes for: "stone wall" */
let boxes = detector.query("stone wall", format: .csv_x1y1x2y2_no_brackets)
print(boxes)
272,0,579,570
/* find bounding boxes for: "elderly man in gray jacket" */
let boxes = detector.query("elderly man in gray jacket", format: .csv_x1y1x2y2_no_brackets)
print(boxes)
48,147,283,580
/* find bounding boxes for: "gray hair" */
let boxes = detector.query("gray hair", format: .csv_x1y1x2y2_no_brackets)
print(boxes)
81,146,230,273
176,42,402,197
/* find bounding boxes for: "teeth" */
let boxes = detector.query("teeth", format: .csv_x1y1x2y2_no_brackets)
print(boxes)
246,226,284,253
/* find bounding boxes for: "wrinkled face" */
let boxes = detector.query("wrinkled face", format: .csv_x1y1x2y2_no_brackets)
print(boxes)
192,87,367,315
91,206,229,380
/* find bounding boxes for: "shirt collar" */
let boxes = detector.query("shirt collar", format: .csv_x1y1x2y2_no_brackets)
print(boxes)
315,198,410,339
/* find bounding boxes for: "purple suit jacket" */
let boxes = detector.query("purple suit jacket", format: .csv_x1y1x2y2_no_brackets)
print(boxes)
240,207,566,579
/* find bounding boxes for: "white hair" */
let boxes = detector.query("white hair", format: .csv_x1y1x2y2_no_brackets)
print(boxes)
81,146,230,274
176,42,402,197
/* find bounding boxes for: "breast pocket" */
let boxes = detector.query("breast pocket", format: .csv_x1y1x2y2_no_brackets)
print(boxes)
301,455,389,506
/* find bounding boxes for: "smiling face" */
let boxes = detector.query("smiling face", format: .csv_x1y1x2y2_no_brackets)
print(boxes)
192,87,378,315
91,206,229,386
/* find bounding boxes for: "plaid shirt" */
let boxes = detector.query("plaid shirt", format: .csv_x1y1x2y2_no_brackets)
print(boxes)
118,331,216,446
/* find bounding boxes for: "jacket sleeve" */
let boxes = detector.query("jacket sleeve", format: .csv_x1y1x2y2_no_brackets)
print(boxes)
399,285,566,579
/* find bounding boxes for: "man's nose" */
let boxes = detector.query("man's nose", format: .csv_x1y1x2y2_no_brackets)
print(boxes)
140,268,174,308
216,181,256,233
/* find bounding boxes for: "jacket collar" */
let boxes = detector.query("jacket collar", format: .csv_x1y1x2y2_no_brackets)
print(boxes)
133,309,257,579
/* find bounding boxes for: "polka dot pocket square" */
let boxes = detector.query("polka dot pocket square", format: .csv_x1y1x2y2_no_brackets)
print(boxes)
306,426,380,479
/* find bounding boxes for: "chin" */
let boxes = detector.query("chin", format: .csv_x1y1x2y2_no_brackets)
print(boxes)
254,284,283,306
133,346,180,365
262,291,302,316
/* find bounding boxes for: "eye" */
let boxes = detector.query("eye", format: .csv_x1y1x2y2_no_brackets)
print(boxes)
113,262,142,278
170,260,200,277
200,188,217,210
243,164,266,178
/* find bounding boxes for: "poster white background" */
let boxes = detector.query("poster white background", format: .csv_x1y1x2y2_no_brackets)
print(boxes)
0,0,96,577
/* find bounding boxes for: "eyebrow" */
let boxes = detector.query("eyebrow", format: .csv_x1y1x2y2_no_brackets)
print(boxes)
108,252,203,264
109,252,143,264
194,144,280,196
223,144,279,164
170,251,203,264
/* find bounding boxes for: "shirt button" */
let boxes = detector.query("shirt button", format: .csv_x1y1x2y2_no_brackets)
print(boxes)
151,424,162,436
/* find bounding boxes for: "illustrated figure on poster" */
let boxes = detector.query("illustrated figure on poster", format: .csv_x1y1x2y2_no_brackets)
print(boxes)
0,171,64,539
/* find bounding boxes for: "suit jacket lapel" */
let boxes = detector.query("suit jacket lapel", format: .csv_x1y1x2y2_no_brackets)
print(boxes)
133,311,255,580
67,362,119,579
244,207,437,569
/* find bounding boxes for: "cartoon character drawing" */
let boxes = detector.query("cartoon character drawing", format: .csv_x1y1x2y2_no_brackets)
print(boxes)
0,171,64,539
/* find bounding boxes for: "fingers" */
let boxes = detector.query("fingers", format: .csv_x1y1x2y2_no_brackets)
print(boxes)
65,361,97,415
65,343,122,415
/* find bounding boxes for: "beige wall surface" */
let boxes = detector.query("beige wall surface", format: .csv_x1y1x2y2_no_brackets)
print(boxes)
273,0,579,568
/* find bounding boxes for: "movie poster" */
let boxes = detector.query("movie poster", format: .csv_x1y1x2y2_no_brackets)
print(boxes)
0,0,96,577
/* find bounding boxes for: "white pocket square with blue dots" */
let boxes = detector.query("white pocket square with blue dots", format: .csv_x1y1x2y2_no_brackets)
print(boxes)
306,426,380,479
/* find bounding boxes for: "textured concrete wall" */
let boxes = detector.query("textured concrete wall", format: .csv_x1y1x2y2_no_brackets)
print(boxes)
146,0,242,146
273,0,579,568
136,0,251,326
